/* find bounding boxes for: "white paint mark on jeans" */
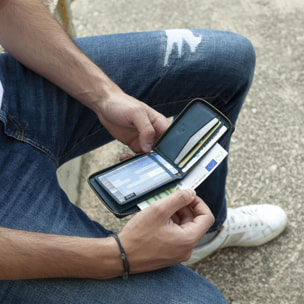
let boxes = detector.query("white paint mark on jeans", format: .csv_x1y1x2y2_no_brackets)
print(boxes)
164,29,202,66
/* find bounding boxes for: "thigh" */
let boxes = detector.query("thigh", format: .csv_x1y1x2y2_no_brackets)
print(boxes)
0,265,227,304
0,29,255,166
77,28,255,122
0,127,109,237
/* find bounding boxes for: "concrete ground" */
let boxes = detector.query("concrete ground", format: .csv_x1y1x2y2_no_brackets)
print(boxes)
67,0,304,303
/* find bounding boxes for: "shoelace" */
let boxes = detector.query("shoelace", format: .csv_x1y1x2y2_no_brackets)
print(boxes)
226,208,265,232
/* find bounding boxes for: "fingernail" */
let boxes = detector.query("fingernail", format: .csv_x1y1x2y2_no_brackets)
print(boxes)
186,189,196,198
143,143,152,152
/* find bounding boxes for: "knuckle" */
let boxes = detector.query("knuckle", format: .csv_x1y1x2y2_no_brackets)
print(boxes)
174,190,189,203
145,127,155,138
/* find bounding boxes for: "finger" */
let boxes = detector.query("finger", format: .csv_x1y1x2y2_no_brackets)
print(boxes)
150,112,171,143
190,196,214,219
171,213,181,224
131,110,156,153
153,189,196,220
119,153,134,162
180,197,215,236
176,206,195,225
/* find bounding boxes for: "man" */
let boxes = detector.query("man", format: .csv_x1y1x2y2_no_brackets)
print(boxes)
0,0,287,303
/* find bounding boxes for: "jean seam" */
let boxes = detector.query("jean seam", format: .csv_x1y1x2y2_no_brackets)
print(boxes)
2,107,104,168
5,110,24,141
208,215,227,233
3,112,59,166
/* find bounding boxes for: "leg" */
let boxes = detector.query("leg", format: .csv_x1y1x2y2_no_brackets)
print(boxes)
1,265,226,304
0,28,254,302
0,128,226,304
0,29,255,229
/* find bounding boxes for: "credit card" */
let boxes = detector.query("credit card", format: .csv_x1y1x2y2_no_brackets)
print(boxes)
174,118,219,165
181,125,228,172
178,121,221,168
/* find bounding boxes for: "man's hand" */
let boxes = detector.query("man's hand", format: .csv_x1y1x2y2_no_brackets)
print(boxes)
94,90,170,153
0,190,213,280
118,189,214,274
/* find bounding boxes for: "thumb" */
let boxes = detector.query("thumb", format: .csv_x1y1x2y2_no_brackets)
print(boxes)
131,110,155,153
153,189,196,220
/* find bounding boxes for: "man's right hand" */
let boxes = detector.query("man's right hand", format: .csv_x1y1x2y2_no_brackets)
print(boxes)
118,189,214,274
0,190,213,281
93,90,170,154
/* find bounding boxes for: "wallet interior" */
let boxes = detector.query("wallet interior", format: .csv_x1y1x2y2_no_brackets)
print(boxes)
88,98,233,218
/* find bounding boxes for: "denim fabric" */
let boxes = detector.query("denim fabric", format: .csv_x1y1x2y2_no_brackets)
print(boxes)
0,28,255,303
0,81,3,109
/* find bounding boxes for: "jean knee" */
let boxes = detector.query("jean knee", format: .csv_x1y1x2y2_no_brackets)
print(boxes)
209,30,256,82
224,31,256,86
234,33,256,81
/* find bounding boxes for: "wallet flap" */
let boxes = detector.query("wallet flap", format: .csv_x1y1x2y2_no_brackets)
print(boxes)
154,99,233,162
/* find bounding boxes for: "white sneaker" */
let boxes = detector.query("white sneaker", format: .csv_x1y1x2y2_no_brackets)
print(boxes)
184,204,287,266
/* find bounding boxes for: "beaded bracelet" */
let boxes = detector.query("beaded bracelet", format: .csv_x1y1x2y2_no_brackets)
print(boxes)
111,233,130,280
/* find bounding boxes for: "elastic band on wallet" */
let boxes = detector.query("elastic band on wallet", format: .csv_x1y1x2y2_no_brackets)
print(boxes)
111,233,130,280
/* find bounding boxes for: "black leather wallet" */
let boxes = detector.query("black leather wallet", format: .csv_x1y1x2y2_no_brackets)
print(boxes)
88,98,233,218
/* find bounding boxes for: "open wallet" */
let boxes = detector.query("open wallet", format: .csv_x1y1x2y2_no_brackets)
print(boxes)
88,98,234,218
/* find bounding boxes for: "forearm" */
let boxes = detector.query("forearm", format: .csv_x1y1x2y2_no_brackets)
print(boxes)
0,0,119,111
0,227,122,280
0,0,170,153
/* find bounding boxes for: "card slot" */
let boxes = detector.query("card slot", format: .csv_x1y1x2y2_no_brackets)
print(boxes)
116,179,180,213
149,153,179,176
92,175,180,214
181,124,228,172
174,117,219,164
178,121,222,168
95,153,180,206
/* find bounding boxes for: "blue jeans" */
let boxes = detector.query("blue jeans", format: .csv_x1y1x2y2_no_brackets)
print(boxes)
0,29,255,303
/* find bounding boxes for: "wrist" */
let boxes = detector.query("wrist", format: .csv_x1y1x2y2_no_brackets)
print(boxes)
110,233,130,280
66,55,125,115
74,71,120,112
82,236,124,280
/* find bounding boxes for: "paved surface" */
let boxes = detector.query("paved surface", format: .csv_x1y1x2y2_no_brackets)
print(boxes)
70,1,304,303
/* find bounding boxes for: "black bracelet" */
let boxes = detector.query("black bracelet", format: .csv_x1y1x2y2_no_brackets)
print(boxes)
111,233,130,280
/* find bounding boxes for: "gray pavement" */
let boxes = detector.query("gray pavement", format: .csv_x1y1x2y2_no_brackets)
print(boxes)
70,0,304,303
